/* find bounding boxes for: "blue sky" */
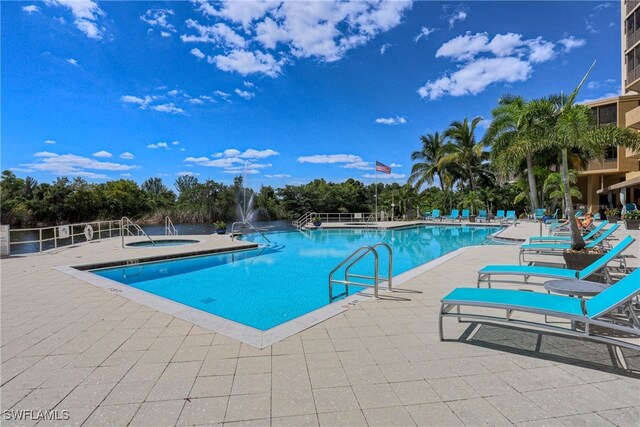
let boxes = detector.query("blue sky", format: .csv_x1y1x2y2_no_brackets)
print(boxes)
2,1,621,189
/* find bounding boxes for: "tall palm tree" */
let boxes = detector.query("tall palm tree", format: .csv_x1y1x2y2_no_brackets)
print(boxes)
526,63,640,249
484,95,541,210
409,132,449,190
441,117,488,191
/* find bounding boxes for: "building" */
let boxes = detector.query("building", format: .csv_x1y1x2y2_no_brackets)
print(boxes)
577,0,640,215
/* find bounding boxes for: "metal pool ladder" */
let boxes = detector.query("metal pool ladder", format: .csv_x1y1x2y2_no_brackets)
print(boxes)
230,221,271,243
328,242,393,302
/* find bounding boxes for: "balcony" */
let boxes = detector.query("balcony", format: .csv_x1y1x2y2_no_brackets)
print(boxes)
626,66,640,91
627,28,640,49
628,0,639,16
584,158,618,172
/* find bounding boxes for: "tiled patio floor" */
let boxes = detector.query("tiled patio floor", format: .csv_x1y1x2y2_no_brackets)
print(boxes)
1,224,639,426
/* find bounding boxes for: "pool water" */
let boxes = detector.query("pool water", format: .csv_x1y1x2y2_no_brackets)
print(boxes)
93,225,499,330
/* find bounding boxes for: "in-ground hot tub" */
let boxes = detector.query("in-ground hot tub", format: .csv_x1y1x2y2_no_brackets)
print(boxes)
126,239,199,248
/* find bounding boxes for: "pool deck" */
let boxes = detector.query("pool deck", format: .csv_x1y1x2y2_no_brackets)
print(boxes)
1,223,639,426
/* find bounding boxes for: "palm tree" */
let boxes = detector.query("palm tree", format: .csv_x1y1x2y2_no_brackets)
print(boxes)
530,63,640,249
543,170,582,213
441,117,489,191
409,132,449,190
484,95,541,210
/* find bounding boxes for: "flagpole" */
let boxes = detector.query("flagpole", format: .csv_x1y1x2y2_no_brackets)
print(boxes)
374,160,378,222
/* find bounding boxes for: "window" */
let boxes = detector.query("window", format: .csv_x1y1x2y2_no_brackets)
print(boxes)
598,104,617,125
604,145,618,160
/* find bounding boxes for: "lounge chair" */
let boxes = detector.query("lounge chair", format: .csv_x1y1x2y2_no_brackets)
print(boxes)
504,210,517,224
532,208,546,220
477,235,634,287
440,268,640,351
495,210,505,222
429,209,441,221
423,211,431,220
529,221,608,242
518,224,620,265
444,209,459,222
477,210,488,223
460,209,470,222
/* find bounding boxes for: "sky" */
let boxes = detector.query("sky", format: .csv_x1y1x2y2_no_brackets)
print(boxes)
1,1,621,190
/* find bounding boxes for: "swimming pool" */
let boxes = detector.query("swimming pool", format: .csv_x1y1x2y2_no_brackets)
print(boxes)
92,225,499,330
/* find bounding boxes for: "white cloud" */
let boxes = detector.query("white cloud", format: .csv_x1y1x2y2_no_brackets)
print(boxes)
214,90,231,98
172,141,180,145
419,31,583,100
234,88,255,99
92,150,112,158
22,5,39,13
375,116,407,125
297,154,363,164
147,142,170,149
210,50,282,77
65,58,79,66
243,81,255,88
343,161,373,170
167,89,180,96
362,172,406,180
120,173,132,177
140,8,176,34
558,36,586,52
579,92,619,104
380,43,391,54
444,6,467,28
47,0,105,39
587,81,600,90
121,95,152,107
185,147,278,174
182,20,247,48
389,163,402,168
189,98,204,105
265,173,291,178
44,139,56,145
21,151,136,179
418,57,532,100
185,0,413,76
414,26,435,42
190,48,206,59
176,171,200,177
120,152,135,159
151,103,185,114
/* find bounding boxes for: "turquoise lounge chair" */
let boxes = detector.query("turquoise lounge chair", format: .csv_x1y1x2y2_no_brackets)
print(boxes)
444,209,459,222
423,211,431,220
460,209,470,221
529,221,608,242
504,210,516,223
495,210,505,221
518,224,619,265
430,209,441,221
477,236,634,287
440,268,640,350
477,210,488,222
532,208,546,220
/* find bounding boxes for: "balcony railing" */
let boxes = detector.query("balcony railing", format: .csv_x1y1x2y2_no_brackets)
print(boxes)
585,158,618,172
627,28,640,49
627,66,640,87
627,0,639,16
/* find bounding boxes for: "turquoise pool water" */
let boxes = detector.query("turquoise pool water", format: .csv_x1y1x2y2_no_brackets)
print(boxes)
93,225,499,330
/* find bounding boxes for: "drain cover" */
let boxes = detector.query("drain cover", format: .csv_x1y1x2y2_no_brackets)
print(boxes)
199,297,216,304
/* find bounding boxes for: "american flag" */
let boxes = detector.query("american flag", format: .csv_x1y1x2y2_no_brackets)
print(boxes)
375,161,391,174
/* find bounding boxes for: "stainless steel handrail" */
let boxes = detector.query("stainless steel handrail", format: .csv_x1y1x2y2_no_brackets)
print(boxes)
345,242,393,290
329,246,379,302
165,216,178,236
121,217,155,247
230,221,271,243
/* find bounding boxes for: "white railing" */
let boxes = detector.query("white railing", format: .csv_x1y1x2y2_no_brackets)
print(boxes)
165,216,178,236
121,217,155,247
293,212,374,229
7,219,123,254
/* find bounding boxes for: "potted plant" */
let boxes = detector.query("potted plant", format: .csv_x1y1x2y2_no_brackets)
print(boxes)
624,209,640,230
214,221,227,234
605,208,620,224
311,216,322,227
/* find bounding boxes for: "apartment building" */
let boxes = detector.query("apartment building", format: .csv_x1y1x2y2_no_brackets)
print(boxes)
577,0,640,214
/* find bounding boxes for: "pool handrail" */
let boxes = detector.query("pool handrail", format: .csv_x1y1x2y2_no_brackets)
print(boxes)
230,221,271,243
122,217,155,247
